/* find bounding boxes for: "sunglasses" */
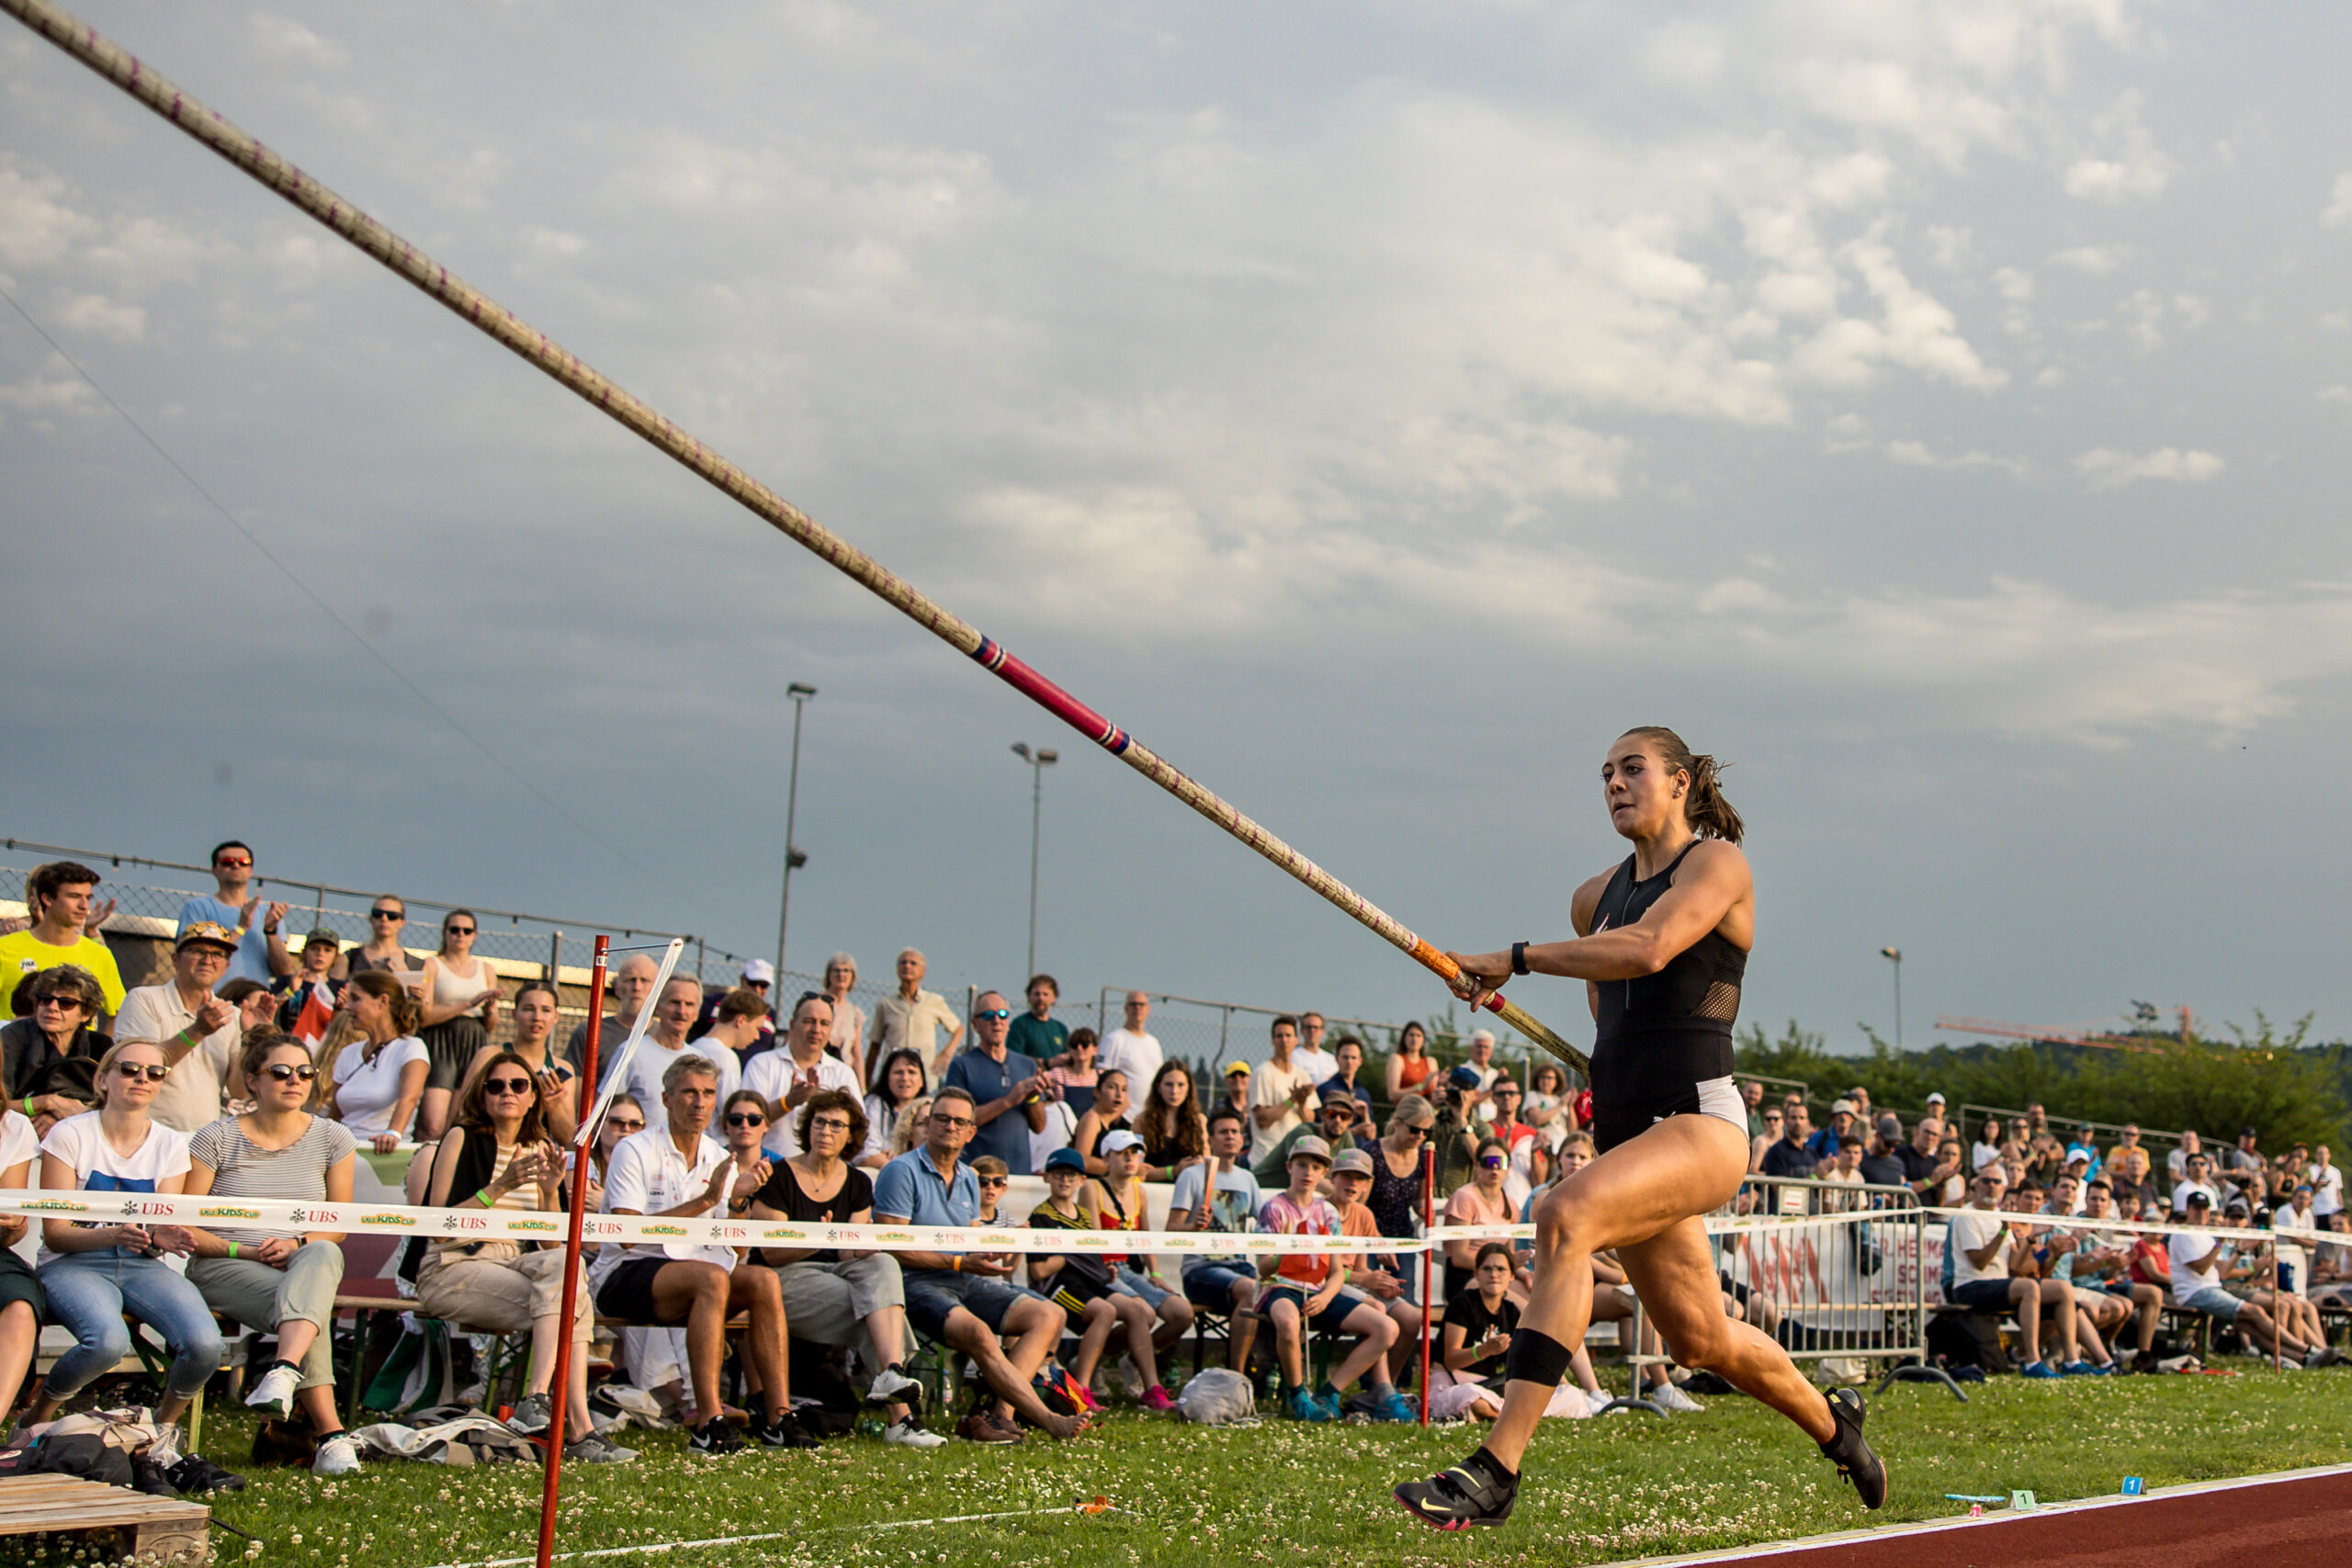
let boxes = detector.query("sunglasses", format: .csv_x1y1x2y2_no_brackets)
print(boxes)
725,1111,767,1128
605,1117,645,1134
975,1008,1012,1021
485,1077,534,1095
264,1063,320,1082
1479,1155,1507,1168
215,856,252,869
34,996,87,1012
446,925,475,936
370,908,402,920
1399,1124,1427,1137
116,1063,170,1082
977,1176,1009,1189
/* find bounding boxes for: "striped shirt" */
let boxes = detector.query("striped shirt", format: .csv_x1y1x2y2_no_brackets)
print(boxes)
187,1113,358,1244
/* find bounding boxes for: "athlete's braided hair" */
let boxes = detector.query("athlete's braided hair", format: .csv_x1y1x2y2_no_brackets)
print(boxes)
1620,726,1745,844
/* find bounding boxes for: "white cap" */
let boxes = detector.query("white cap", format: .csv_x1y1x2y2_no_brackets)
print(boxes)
741,959,776,985
1925,1091,1947,1104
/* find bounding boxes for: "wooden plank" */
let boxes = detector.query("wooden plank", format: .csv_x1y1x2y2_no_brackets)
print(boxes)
0,1475,208,1535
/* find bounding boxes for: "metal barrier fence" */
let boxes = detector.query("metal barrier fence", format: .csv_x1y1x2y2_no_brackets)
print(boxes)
1091,985,1568,1083
1,835,758,987
1708,1176,1957,1398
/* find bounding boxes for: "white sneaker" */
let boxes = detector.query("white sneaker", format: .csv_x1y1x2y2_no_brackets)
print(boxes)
866,1365,923,1412
881,1415,946,1450
1648,1382,1705,1414
244,1364,300,1417
1586,1388,1615,1416
312,1434,361,1476
146,1425,183,1470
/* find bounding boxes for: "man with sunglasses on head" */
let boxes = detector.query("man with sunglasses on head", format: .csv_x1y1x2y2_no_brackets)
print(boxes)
175,840,294,989
942,991,1050,1177
0,862,124,1027
112,923,243,1132
742,992,858,1160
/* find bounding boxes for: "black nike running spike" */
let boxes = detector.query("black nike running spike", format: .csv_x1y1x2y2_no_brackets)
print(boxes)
1819,1386,1888,1509
1395,1461,1517,1530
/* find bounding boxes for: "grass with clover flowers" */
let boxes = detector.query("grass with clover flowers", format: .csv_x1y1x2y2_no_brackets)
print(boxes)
9,1366,2348,1568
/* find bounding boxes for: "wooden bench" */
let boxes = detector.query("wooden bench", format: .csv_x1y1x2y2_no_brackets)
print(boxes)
0,1475,209,1565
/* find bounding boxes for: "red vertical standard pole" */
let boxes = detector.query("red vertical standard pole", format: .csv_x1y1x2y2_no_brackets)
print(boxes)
537,936,607,1568
1419,1144,1435,1427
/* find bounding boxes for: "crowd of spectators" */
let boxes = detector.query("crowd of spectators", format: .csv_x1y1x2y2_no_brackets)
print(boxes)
0,846,2346,1483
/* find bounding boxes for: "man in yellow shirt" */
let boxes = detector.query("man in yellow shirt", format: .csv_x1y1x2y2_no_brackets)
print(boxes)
0,862,125,1026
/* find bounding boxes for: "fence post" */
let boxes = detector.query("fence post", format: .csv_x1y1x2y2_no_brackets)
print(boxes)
546,930,562,984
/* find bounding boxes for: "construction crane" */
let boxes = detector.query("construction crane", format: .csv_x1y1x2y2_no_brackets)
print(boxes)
1932,1006,2193,1054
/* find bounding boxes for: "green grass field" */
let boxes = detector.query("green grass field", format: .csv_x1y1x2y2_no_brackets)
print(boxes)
17,1368,2349,1568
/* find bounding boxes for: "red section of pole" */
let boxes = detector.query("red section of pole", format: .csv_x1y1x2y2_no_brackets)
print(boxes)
536,938,607,1568
1418,1144,1435,1427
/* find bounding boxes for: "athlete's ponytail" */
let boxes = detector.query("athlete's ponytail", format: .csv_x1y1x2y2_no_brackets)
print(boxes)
1619,726,1745,844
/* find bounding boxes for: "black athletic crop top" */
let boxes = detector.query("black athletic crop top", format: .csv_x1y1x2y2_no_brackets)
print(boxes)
1590,840,1746,1043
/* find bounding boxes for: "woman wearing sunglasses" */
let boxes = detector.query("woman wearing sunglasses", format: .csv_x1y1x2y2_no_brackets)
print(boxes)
589,1092,645,1203
416,1051,628,1463
2,965,111,1134
345,895,416,977
1440,1138,1519,1302
24,1040,231,1483
416,909,503,1142
465,982,578,1146
323,971,429,1155
182,1029,360,1476
716,1091,775,1210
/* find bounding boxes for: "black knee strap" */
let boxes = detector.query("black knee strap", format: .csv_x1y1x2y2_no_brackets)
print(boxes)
1504,1327,1573,1389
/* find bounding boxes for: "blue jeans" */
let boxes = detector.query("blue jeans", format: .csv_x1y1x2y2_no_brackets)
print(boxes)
38,1252,226,1403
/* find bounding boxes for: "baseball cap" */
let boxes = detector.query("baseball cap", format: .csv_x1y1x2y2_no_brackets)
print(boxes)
2183,1190,2211,1208
1319,1088,1360,1111
1874,1114,1902,1141
1044,1146,1087,1173
1287,1134,1333,1165
1223,1060,1251,1077
175,920,238,953
1831,1099,1857,1117
741,959,776,986
2225,1198,2252,1216
1331,1149,1374,1179
2241,1125,2258,1138
1925,1091,1947,1105
302,927,340,949
1099,1130,1145,1156
1448,1065,1484,1090
2065,1148,2091,1165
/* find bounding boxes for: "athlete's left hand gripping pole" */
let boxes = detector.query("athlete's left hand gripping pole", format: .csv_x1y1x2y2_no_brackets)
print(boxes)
2,0,1589,1077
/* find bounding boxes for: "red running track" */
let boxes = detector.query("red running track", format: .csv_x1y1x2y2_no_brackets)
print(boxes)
1622,1463,2352,1568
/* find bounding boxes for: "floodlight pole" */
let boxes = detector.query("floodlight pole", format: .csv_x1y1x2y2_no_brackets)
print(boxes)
1881,946,1903,1051
775,682,817,976
1011,741,1057,978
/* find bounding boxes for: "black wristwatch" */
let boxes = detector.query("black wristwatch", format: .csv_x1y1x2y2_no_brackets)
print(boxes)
1510,941,1529,976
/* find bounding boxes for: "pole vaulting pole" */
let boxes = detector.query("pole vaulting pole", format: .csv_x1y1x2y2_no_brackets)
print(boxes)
3,0,1589,1075
537,936,606,1568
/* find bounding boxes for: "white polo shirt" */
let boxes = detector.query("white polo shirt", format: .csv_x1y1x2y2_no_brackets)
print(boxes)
593,1123,735,1283
607,1036,740,1123
741,1048,860,1160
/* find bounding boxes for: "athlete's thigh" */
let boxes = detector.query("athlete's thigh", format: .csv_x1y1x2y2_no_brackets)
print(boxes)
1545,1115,1748,1253
1615,1216,1734,1352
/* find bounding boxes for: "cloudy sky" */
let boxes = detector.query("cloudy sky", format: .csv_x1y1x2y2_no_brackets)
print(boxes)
5,1,2349,1056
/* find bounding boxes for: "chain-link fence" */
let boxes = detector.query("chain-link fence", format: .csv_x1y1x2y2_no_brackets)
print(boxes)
0,835,758,995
